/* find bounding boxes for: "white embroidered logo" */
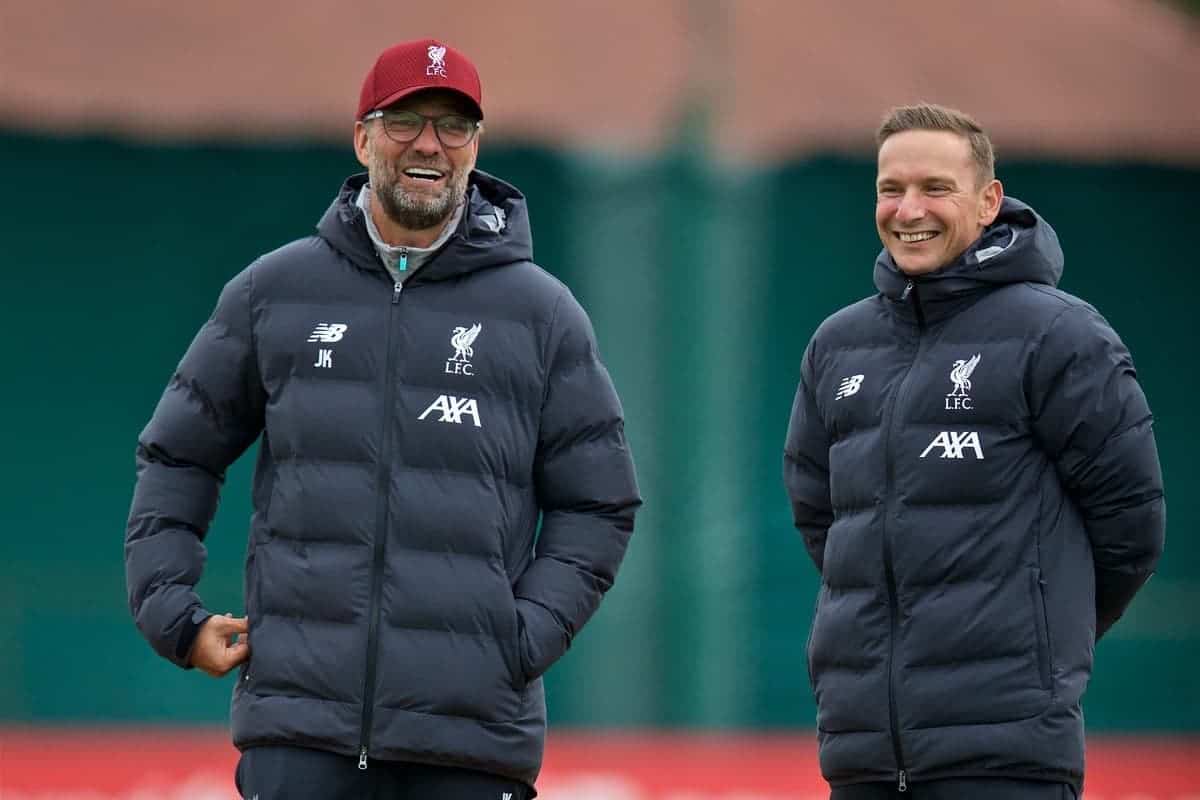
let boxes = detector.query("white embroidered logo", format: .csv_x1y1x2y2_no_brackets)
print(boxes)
836,374,864,400
446,323,482,376
308,323,346,369
481,207,506,234
427,45,448,77
419,394,482,427
920,431,985,460
503,794,513,800
307,323,347,343
946,353,981,410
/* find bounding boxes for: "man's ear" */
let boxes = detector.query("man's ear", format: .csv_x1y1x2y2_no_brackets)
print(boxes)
353,121,371,168
979,178,1004,226
465,129,481,166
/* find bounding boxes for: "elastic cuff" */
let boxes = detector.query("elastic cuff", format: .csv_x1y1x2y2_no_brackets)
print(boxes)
175,607,213,667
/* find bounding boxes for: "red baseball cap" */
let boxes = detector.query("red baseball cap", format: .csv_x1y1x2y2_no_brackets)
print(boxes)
357,39,483,120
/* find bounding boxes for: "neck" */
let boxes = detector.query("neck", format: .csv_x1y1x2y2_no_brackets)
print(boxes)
368,192,451,249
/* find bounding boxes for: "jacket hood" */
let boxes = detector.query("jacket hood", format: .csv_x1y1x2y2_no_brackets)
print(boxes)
873,196,1064,319
316,169,534,281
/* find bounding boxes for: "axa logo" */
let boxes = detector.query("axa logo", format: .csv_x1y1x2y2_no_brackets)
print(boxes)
307,323,347,343
418,394,482,427
446,322,482,376
945,353,981,410
920,430,985,460
836,374,864,400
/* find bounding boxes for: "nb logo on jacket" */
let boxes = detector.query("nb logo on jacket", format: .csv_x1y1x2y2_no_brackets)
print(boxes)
836,374,864,400
307,322,348,343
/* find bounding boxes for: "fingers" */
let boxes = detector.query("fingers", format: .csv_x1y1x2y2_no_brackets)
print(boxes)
221,641,251,669
193,613,252,677
207,614,250,635
197,640,250,678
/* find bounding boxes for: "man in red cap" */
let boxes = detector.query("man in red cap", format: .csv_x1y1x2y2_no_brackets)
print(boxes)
125,39,641,798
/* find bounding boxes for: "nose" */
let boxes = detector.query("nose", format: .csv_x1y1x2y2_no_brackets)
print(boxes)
895,189,926,223
409,119,443,156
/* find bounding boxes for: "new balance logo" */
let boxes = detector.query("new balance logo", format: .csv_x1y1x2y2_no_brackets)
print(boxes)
307,323,347,343
836,374,864,400
920,430,984,460
418,394,482,427
503,794,513,800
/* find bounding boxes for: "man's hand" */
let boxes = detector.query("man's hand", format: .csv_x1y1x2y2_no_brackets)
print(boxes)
189,613,250,677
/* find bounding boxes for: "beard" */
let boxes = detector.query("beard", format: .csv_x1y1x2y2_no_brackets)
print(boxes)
368,148,470,232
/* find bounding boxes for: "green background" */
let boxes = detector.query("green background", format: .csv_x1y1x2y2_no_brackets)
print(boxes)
2,131,1195,730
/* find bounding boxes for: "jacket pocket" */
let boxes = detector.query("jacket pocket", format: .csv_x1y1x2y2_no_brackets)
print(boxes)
501,583,528,693
237,544,259,692
1030,569,1052,691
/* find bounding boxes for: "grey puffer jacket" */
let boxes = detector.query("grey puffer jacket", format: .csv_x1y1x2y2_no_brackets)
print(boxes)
126,171,641,786
784,198,1164,789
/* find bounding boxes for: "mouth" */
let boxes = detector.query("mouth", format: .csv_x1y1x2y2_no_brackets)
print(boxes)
401,167,447,185
894,230,939,244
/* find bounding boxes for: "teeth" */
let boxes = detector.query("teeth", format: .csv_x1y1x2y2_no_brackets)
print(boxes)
898,231,937,243
404,168,443,180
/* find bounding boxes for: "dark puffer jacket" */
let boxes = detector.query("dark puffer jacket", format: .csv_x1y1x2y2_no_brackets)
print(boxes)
783,198,1164,789
126,171,641,785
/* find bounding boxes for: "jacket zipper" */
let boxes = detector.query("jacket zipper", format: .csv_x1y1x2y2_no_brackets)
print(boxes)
900,279,926,328
882,279,925,791
358,278,404,770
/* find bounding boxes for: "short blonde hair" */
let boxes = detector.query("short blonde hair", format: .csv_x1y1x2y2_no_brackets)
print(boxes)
877,103,995,184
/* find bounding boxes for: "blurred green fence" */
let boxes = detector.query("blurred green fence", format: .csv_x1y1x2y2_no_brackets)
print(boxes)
1,131,1195,730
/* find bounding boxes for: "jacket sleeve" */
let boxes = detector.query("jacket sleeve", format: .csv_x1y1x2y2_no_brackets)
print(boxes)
783,342,834,573
124,269,266,667
1029,303,1166,639
514,290,641,683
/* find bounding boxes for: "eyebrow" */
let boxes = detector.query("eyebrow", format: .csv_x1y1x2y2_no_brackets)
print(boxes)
876,174,960,188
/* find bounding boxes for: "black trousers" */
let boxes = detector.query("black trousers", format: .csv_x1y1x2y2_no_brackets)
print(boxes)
831,778,1078,799
235,745,534,800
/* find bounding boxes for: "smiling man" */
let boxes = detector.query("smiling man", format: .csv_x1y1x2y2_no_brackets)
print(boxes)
783,104,1165,799
125,39,640,799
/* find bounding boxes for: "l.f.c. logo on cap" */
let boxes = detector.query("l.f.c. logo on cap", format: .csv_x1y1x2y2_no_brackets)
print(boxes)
427,45,448,77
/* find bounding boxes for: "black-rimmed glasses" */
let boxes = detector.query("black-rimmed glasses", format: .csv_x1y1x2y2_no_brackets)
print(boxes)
362,109,482,149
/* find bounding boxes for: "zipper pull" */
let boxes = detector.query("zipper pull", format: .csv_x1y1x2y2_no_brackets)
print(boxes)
901,280,913,301
898,769,908,792
397,248,409,272
359,746,368,770
392,282,402,304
